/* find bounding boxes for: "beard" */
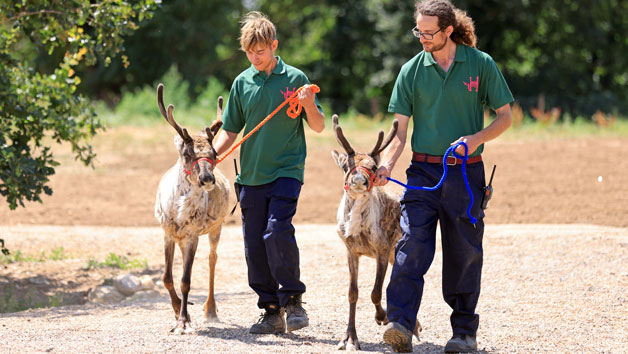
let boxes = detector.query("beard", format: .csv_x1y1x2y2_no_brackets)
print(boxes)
423,38,447,52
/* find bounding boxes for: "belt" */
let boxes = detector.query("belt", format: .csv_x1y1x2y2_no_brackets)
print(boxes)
413,152,482,165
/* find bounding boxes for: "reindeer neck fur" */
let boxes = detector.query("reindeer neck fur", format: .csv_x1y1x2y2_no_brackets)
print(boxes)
156,158,229,235
337,187,388,239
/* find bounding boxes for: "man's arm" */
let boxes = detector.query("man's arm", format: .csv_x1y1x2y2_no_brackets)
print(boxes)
298,84,325,133
374,113,411,186
214,130,239,156
451,103,512,155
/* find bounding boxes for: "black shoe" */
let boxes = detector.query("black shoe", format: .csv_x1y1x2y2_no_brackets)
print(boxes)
444,334,477,353
249,304,286,334
285,295,309,332
383,322,413,353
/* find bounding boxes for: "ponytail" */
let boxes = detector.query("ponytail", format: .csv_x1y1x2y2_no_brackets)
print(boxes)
451,9,476,47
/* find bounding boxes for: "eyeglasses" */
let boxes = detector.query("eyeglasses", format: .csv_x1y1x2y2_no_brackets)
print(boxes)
411,27,442,40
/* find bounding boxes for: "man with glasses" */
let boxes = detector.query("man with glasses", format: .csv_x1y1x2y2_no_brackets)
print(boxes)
374,0,513,352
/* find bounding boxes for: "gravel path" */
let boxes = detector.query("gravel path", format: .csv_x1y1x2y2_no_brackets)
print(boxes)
1,224,627,353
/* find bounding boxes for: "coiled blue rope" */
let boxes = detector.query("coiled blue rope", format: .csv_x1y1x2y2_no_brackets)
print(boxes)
386,141,478,225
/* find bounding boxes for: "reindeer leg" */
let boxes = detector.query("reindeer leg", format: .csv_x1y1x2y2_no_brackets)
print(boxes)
172,237,199,334
372,253,389,325
163,237,181,320
338,251,361,351
203,228,221,323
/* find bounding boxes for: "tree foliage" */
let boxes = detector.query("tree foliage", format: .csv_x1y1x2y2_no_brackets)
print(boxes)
78,0,245,104
53,0,628,118
0,0,155,209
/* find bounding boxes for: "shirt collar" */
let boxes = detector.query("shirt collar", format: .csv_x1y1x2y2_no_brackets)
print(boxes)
251,56,286,76
423,43,467,66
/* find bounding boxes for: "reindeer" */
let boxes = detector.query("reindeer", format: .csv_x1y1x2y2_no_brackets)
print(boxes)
154,83,230,334
330,115,420,350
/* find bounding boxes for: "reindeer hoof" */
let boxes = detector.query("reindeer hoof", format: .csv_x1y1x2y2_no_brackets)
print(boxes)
337,337,361,351
413,319,422,340
170,324,195,335
375,310,389,325
203,314,221,323
170,317,194,335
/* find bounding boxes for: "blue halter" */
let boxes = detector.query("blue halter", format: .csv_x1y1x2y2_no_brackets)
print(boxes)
385,141,478,225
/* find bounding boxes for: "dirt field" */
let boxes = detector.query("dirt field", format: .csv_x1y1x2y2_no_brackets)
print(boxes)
1,125,627,353
1,125,627,228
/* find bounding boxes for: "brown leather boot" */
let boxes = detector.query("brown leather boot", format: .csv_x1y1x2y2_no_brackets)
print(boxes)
249,304,286,334
285,295,309,332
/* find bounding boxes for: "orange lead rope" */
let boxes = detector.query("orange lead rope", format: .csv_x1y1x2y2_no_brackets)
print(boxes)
217,84,320,164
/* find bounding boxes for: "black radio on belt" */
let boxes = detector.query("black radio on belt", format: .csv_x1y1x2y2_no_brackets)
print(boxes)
481,165,496,210
230,158,242,216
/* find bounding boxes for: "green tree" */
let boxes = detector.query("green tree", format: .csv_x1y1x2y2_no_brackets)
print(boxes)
0,0,156,210
77,0,244,104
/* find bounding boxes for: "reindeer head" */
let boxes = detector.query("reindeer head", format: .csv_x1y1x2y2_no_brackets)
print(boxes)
157,83,223,192
331,114,398,198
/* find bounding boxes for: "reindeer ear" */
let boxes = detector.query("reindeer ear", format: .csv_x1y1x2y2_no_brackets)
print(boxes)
210,120,222,140
331,150,348,170
174,134,185,152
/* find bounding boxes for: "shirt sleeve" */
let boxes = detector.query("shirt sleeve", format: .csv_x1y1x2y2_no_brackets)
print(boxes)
388,63,414,117
482,57,514,111
222,80,245,134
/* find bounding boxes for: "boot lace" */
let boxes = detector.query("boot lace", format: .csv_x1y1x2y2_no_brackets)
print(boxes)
257,311,278,323
286,301,307,317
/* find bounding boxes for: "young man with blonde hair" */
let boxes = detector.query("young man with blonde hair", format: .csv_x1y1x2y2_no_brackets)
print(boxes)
375,0,513,352
214,11,325,334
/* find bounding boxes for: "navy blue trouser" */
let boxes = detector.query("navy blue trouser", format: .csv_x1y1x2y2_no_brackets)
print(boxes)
386,160,486,336
239,177,305,308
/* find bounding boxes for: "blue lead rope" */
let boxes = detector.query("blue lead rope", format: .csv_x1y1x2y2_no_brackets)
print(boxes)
386,141,478,225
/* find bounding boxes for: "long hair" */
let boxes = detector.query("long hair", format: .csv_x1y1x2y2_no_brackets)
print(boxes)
415,0,476,48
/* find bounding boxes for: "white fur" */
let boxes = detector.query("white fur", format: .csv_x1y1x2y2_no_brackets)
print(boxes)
337,191,383,239
155,158,228,239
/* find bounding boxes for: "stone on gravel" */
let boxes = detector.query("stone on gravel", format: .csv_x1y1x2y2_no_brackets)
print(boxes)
125,290,160,302
139,275,155,290
113,274,142,296
88,285,125,303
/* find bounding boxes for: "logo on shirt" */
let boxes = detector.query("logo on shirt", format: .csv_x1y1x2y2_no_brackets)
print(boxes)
463,76,479,92
280,86,296,99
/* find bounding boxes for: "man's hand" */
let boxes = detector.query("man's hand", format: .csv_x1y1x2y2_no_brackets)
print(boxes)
374,166,391,186
451,135,481,156
298,84,316,109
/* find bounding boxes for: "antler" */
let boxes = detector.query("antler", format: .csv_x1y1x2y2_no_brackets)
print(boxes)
206,120,223,142
216,96,223,122
205,97,224,142
157,83,191,142
370,119,399,157
332,114,355,156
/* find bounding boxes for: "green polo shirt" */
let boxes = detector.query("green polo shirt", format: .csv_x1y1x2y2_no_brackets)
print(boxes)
388,44,514,156
222,56,322,186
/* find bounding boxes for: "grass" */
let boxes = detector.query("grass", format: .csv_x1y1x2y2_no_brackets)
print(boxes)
84,253,148,270
97,98,628,138
0,287,65,313
0,247,68,265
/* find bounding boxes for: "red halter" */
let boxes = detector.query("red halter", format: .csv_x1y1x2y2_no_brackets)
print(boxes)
184,157,216,176
344,166,376,193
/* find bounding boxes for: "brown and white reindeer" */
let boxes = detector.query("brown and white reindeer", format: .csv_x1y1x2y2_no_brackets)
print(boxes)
154,83,230,334
330,114,420,350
